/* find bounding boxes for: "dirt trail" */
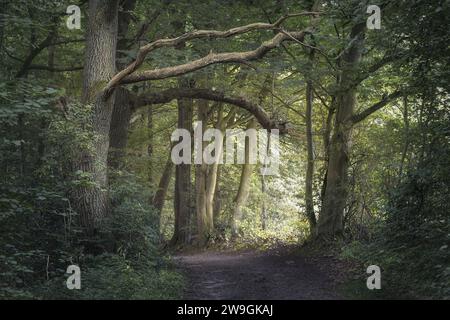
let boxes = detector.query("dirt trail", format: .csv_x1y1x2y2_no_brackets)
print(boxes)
176,247,341,300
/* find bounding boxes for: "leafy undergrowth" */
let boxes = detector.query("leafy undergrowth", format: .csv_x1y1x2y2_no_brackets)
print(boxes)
295,239,394,300
35,254,184,300
298,232,449,300
340,234,449,300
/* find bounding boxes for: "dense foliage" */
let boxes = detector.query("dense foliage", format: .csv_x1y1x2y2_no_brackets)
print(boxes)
0,0,448,300
0,82,182,299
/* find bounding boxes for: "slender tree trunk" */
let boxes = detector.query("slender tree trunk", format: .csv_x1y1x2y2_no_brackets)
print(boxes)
147,105,154,182
260,175,267,230
195,100,210,245
0,1,7,51
305,68,317,234
152,149,174,240
320,95,336,209
231,119,256,238
204,109,226,240
72,0,119,233
108,87,132,169
398,96,410,183
317,25,364,237
152,151,174,213
213,164,222,223
108,0,137,169
257,75,272,231
171,78,194,246
260,130,271,231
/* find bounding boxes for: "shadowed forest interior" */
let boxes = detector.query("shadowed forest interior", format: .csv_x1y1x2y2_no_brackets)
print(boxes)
0,0,449,300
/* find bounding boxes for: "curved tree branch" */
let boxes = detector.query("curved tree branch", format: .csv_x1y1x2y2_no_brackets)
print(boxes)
117,30,307,87
104,12,318,94
134,88,289,134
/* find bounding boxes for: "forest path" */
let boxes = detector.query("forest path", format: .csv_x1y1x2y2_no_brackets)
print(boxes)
175,247,342,300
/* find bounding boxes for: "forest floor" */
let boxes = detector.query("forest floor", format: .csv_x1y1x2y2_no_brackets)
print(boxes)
175,246,346,300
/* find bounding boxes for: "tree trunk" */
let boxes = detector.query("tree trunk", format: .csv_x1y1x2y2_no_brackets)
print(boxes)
204,108,226,241
260,174,267,230
72,0,119,233
107,0,137,170
231,119,256,238
305,74,317,234
152,148,174,240
213,164,222,223
108,87,132,169
398,96,410,183
0,1,7,51
147,105,154,182
317,25,364,237
195,100,211,245
170,78,194,246
152,151,174,213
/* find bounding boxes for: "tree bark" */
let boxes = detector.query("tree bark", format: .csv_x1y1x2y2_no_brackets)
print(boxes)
108,87,132,169
152,148,174,240
72,0,119,233
147,105,154,182
398,96,410,184
213,164,222,223
317,24,364,237
108,0,137,170
195,100,211,245
320,101,335,209
204,107,227,242
152,150,174,212
231,119,257,238
136,88,288,133
305,62,317,234
170,78,194,246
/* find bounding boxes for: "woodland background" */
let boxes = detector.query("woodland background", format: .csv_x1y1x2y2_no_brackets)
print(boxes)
0,0,449,299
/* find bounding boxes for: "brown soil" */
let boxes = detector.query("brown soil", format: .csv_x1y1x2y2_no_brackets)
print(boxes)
175,247,342,300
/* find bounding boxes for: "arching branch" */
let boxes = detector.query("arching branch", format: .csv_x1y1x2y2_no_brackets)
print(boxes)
118,31,307,86
135,88,289,134
104,12,318,94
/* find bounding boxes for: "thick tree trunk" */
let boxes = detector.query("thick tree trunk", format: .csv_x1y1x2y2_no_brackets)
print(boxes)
170,78,194,246
317,25,364,237
231,119,256,238
73,0,119,233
